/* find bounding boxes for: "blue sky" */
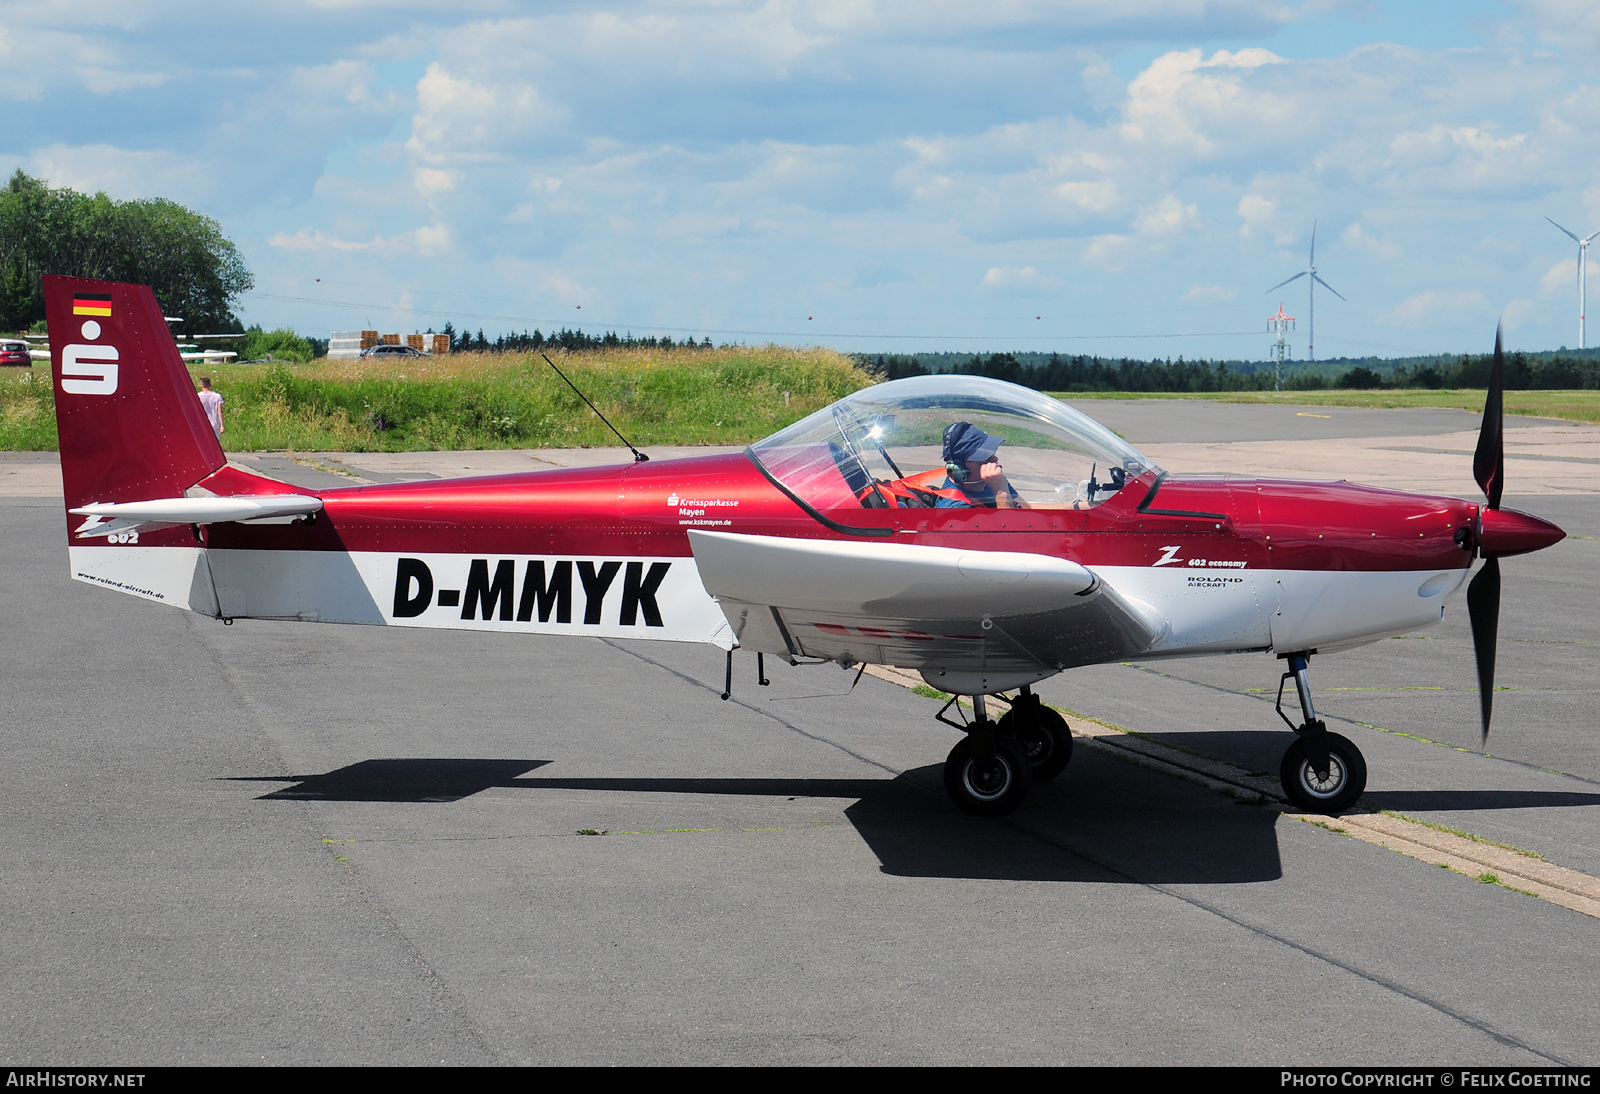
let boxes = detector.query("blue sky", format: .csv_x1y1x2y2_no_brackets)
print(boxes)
5,0,1599,361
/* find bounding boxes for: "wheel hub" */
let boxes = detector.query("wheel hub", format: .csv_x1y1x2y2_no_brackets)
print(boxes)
963,755,1012,801
1298,755,1347,798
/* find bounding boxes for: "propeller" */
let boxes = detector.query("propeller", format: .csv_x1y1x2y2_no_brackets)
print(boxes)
1466,328,1505,743
1463,328,1565,740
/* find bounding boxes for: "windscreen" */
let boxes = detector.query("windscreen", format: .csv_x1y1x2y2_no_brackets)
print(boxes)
749,375,1158,516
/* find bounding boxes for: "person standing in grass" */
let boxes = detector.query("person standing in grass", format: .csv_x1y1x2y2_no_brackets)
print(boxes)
197,376,224,437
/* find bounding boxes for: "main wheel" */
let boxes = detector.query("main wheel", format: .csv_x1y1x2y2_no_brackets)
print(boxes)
999,704,1073,782
944,734,1033,816
1279,733,1367,814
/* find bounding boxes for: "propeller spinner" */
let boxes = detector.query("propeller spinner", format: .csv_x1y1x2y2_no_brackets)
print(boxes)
1465,328,1566,741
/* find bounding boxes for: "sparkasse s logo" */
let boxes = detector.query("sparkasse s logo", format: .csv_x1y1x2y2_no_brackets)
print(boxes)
60,305,119,395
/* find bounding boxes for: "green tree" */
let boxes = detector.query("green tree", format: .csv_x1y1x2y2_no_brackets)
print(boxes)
0,170,253,332
241,326,313,363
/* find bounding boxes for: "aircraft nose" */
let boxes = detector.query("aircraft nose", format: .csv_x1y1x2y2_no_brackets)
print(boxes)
1478,506,1566,558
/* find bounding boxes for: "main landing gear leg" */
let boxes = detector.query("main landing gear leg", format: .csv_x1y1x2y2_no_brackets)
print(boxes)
1276,652,1367,814
942,693,1033,816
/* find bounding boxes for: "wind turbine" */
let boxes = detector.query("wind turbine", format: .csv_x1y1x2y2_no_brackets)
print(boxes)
1267,221,1345,363
1546,217,1600,350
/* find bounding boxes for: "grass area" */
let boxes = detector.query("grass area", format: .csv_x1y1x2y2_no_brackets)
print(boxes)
0,368,53,449
1050,387,1600,424
0,345,873,452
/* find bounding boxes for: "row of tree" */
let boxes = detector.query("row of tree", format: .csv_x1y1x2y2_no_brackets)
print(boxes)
435,323,719,354
1374,351,1600,390
862,350,1600,392
868,352,1281,392
0,171,252,332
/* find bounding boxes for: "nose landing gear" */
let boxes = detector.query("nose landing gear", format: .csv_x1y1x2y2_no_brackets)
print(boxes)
1276,653,1367,814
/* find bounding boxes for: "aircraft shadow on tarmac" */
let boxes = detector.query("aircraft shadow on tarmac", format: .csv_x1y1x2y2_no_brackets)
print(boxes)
1130,729,1298,777
230,751,1287,885
230,759,554,803
1362,789,1600,811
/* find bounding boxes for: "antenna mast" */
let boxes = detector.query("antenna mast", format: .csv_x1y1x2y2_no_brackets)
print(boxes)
541,353,649,462
1267,303,1296,391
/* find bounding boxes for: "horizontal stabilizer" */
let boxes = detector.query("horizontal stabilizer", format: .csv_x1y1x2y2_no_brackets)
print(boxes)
70,494,322,536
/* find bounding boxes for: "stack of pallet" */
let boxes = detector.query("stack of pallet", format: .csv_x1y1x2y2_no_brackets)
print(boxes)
360,331,380,350
432,334,450,355
328,332,363,359
406,334,425,351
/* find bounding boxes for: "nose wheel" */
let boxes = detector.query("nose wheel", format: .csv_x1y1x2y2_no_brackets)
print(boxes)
1275,653,1368,814
1279,732,1367,813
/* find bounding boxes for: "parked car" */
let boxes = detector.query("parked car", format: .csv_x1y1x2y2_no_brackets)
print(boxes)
359,343,426,358
0,340,32,366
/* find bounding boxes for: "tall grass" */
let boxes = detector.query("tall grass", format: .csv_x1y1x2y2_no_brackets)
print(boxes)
0,345,873,452
0,368,55,449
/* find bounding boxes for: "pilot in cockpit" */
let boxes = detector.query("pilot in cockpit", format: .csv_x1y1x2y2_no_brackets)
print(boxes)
934,422,1031,509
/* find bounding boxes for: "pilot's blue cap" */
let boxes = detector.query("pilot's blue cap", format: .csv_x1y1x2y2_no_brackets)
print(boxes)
943,422,1003,465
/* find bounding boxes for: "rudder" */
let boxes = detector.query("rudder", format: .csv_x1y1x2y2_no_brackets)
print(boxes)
46,274,225,514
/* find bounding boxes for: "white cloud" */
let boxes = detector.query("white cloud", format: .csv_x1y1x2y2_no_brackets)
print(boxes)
1511,0,1600,48
1502,297,1540,331
25,144,208,203
1083,234,1134,271
1236,193,1277,239
406,58,566,167
1183,284,1238,304
413,168,460,196
1119,48,1285,155
980,265,1062,292
1135,194,1200,236
1379,289,1492,329
268,225,451,258
1341,222,1401,260
1538,257,1598,296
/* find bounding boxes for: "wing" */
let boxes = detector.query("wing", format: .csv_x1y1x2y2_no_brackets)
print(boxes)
688,530,1168,693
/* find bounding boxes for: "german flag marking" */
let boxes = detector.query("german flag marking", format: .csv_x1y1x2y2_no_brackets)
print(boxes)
72,294,113,317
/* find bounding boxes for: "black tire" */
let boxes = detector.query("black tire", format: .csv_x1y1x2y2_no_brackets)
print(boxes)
999,704,1073,782
944,734,1033,816
1279,733,1367,814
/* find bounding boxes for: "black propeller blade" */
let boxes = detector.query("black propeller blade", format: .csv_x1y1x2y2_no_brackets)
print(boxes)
1467,557,1500,741
1467,326,1505,743
1473,328,1504,510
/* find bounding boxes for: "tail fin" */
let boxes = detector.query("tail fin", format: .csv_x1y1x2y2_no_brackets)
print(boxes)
45,274,225,512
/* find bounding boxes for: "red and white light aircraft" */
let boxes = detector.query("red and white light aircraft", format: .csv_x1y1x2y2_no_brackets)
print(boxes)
46,275,1566,816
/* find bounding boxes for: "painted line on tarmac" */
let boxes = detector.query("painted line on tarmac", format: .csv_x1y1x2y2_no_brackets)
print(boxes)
864,664,1600,920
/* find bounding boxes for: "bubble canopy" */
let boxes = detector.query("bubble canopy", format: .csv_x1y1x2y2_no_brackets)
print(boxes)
748,375,1160,521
